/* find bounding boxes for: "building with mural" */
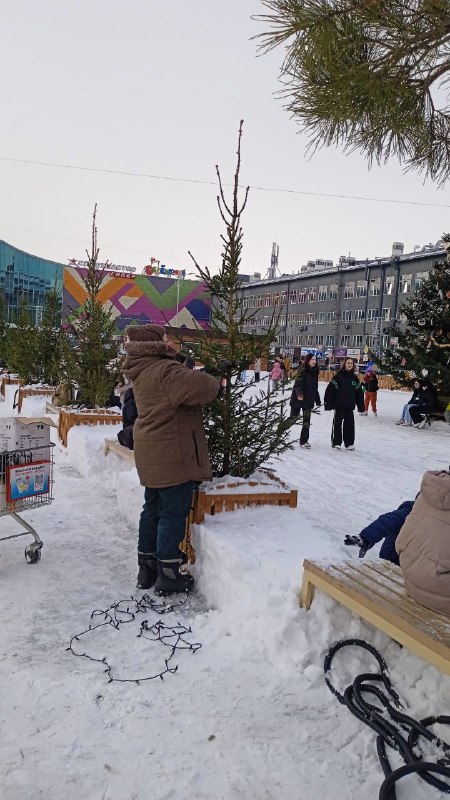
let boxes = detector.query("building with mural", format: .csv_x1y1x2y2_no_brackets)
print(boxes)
0,240,64,324
63,265,212,331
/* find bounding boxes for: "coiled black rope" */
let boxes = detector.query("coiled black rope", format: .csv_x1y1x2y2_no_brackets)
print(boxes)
67,593,201,684
324,639,450,799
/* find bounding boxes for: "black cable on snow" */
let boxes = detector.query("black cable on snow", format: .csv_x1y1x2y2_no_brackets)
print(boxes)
324,638,450,799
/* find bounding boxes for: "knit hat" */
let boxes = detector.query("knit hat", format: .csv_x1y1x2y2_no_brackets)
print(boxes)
126,324,166,342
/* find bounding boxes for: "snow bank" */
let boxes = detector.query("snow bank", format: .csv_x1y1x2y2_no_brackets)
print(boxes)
66,423,122,477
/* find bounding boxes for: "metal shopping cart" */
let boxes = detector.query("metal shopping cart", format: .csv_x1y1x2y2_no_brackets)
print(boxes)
0,443,55,563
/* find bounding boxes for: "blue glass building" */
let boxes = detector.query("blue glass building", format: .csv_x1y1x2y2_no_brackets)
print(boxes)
0,240,64,324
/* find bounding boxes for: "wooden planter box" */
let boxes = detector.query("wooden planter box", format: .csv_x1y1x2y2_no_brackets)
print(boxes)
17,386,55,413
1,375,21,399
181,480,298,564
58,407,122,447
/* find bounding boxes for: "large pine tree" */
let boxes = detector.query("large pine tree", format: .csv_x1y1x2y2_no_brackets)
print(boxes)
189,121,296,478
382,237,450,400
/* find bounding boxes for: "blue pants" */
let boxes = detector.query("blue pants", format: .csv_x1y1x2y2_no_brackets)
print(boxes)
138,481,196,560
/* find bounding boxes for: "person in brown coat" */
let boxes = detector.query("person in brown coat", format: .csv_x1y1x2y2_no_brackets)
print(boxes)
396,470,450,616
124,324,220,594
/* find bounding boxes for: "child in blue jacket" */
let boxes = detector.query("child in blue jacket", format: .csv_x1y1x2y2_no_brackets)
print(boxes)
344,500,414,564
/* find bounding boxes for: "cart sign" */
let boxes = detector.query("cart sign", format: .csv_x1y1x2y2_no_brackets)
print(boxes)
7,462,50,501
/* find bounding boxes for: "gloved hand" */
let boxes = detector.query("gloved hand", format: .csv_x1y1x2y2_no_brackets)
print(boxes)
344,534,372,558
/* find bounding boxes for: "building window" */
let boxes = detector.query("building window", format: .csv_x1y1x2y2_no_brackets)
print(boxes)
344,282,354,299
264,294,271,307
342,309,352,323
306,335,313,346
415,272,428,291
317,311,326,324
289,289,298,304
308,287,317,302
382,307,391,321
400,274,412,293
381,335,389,348
296,335,304,346
272,292,280,305
326,334,335,347
327,311,336,324
298,313,305,325
384,276,395,295
340,335,350,347
367,308,380,320
353,335,363,347
369,278,381,296
243,298,248,309
355,309,365,322
306,312,315,324
318,285,327,301
315,335,324,346
329,285,338,300
281,291,288,305
257,294,264,308
249,295,255,308
262,315,269,326
356,281,367,298
299,289,306,303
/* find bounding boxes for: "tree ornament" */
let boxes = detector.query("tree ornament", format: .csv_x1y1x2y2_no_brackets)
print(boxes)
409,347,416,355
422,368,429,377
417,319,426,326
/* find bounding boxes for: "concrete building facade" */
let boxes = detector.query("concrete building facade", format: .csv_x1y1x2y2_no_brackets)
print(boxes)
239,245,445,362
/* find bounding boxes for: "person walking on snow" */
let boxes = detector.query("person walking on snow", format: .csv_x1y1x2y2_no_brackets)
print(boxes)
124,324,220,595
253,357,261,383
270,359,284,391
289,353,321,448
324,357,365,449
363,367,379,416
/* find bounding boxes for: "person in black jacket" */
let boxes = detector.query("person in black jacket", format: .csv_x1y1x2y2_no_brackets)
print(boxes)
362,367,379,416
289,353,321,448
408,378,439,428
394,379,423,426
117,387,138,450
324,357,365,449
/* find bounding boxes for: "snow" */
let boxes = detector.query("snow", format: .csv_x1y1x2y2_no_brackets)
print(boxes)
0,384,449,800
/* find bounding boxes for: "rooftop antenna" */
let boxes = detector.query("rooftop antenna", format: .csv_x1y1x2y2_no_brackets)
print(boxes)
265,242,280,279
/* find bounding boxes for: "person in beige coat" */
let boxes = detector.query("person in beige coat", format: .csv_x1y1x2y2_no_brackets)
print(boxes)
124,324,220,595
396,470,450,616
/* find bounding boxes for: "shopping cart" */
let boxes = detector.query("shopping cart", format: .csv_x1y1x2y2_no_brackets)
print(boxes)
0,443,55,563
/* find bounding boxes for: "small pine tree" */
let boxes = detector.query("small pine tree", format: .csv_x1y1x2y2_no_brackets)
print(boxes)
189,121,295,477
5,295,39,384
0,289,7,367
382,237,450,400
66,206,122,407
34,287,72,385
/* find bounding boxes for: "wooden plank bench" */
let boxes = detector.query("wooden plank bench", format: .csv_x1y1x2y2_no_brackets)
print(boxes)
104,438,135,463
300,559,450,676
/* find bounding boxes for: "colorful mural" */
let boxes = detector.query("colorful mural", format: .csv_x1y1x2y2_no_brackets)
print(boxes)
63,266,212,331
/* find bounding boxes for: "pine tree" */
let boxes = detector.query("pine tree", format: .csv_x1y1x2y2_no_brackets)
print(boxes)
256,1,450,184
189,121,296,478
382,237,450,400
4,295,39,384
34,287,71,385
0,289,7,367
66,206,122,407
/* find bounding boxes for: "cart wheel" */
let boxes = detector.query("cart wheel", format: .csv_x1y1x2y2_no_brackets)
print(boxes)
25,545,42,564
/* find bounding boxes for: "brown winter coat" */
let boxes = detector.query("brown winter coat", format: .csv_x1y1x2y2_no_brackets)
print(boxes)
396,470,450,616
123,340,219,488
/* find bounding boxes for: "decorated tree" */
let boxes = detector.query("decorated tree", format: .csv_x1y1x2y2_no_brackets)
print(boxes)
189,121,296,477
66,206,122,407
382,237,450,399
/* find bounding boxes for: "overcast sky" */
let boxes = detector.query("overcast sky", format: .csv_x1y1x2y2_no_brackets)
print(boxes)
1,0,450,276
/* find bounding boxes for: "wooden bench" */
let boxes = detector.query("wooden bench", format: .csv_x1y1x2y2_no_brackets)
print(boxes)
104,438,135,463
300,559,450,676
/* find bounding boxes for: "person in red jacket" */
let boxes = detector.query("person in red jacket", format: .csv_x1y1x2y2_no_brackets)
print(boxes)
363,367,379,416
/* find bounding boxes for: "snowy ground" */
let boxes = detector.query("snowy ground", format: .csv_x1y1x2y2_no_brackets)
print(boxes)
0,380,449,800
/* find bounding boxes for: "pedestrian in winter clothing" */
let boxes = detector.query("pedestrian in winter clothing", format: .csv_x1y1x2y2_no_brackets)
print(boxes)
394,379,423,426
363,368,379,416
324,358,365,449
117,386,138,450
396,470,450,616
253,357,261,383
408,379,439,427
270,359,284,391
345,501,414,563
289,353,321,448
124,324,220,595
184,351,195,370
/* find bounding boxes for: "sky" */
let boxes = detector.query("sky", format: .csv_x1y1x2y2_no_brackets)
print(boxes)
1,0,450,277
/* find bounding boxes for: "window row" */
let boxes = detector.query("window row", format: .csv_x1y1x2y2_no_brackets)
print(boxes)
277,334,392,349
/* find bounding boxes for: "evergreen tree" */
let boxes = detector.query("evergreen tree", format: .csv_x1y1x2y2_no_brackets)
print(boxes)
189,121,296,478
5,295,39,384
256,1,450,183
34,287,71,385
66,206,122,407
382,237,450,399
0,289,7,367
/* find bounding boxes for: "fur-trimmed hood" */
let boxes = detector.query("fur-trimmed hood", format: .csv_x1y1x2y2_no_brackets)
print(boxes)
124,340,178,382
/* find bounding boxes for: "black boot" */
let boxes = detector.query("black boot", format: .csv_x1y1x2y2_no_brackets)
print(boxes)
136,552,157,590
154,559,194,596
